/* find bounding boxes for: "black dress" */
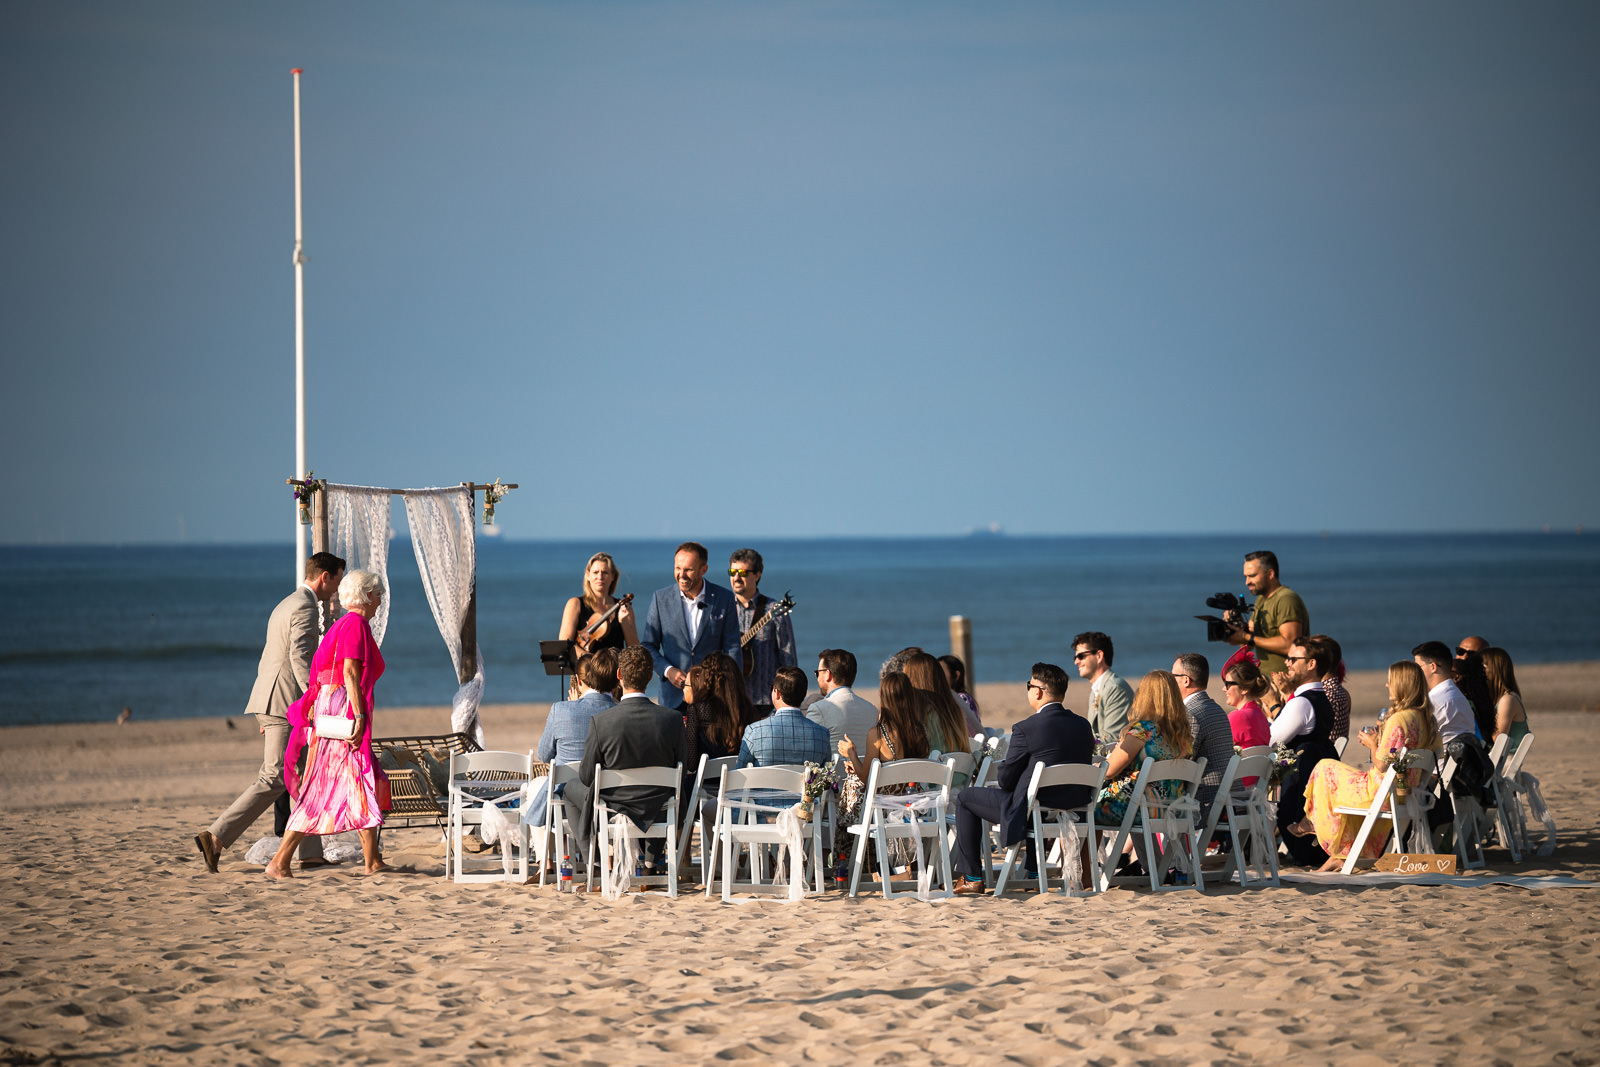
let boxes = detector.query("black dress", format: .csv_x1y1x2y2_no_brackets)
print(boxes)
1279,689,1341,866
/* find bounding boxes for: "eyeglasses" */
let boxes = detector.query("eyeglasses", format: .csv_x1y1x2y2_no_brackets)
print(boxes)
813,668,829,678
1025,682,1045,694
728,568,755,577
1072,651,1095,662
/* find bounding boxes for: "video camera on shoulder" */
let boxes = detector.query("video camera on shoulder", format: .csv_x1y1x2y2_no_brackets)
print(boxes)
1195,591,1251,643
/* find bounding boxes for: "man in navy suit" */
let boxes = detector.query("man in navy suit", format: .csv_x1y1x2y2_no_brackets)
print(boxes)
952,662,1096,894
638,541,742,708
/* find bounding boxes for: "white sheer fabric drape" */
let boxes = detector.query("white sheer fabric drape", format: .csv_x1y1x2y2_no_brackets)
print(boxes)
324,485,393,645
401,487,485,746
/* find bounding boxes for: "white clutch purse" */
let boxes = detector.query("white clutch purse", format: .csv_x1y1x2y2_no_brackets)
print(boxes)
312,685,357,741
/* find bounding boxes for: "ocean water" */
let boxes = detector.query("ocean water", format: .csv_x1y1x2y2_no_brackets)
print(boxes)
2,533,1597,726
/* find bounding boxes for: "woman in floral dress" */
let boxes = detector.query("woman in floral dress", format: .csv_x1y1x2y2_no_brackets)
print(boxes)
1295,660,1442,872
1096,670,1195,824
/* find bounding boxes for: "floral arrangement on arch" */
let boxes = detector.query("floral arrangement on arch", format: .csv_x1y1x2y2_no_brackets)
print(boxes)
291,472,320,525
482,478,512,525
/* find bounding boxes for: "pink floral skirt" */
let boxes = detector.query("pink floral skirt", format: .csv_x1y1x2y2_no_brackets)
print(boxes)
287,735,387,835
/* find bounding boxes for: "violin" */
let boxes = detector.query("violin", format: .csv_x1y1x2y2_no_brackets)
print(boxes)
574,593,633,656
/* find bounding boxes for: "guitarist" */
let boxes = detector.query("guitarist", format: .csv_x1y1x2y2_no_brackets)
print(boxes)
558,552,638,655
728,548,796,720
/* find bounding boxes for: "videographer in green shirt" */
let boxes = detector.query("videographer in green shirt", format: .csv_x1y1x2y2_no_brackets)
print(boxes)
1224,550,1308,692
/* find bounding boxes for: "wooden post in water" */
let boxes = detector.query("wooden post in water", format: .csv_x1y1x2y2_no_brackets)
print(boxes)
949,615,973,688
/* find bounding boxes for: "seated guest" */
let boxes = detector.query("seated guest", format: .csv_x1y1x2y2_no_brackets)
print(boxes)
566,646,687,876
905,651,981,753
939,654,980,724
1096,671,1194,826
1222,660,1272,749
1482,646,1529,748
526,648,618,831
738,667,831,768
879,646,922,681
1293,660,1443,871
953,663,1094,894
838,672,931,871
1452,648,1497,743
805,648,878,753
1271,637,1342,866
1412,641,1478,743
1312,633,1351,742
1222,660,1272,790
683,651,750,770
1171,652,1235,824
1073,631,1134,744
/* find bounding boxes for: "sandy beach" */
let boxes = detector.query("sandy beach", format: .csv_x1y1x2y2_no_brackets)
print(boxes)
3,662,1598,1065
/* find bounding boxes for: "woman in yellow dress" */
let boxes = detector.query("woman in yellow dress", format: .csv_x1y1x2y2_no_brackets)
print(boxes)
1295,660,1442,872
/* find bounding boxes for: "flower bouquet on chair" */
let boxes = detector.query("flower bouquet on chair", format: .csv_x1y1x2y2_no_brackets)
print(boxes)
797,761,840,821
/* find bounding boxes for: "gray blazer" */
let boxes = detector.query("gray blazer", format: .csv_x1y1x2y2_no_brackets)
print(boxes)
243,585,320,723
638,580,742,707
804,686,879,753
1089,669,1134,742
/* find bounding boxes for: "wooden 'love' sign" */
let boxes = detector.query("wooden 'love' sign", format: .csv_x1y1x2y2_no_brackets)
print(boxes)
1373,853,1457,875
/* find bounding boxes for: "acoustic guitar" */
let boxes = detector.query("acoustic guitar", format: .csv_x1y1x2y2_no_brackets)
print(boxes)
739,592,796,677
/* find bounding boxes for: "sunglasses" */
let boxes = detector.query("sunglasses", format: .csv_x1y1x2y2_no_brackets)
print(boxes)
1072,651,1095,661
728,568,756,577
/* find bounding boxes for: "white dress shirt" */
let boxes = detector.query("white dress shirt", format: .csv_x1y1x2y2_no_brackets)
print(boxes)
1269,681,1323,747
1428,679,1477,742
680,584,708,645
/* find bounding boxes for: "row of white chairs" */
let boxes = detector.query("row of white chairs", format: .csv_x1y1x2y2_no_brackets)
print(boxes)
442,729,1542,894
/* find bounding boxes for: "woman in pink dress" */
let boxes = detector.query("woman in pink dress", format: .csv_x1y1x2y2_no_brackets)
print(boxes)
266,569,393,878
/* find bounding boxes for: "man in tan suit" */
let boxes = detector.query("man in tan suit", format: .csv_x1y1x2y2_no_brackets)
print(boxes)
194,551,344,872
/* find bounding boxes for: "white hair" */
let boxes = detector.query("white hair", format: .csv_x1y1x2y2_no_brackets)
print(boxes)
337,569,384,611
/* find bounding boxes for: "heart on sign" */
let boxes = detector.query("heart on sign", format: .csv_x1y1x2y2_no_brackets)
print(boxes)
1435,859,1450,872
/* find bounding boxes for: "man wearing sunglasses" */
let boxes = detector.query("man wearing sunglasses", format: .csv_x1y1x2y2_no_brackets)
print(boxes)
1072,631,1132,744
728,547,797,718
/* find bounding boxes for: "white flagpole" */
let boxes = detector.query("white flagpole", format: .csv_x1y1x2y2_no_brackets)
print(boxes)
292,68,308,584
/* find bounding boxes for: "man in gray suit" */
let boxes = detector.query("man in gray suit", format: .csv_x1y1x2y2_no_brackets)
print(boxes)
194,551,344,872
1073,631,1133,743
1173,652,1236,824
805,648,878,753
565,646,687,876
638,541,742,708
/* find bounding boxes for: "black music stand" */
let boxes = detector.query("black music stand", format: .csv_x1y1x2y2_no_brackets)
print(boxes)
540,640,577,700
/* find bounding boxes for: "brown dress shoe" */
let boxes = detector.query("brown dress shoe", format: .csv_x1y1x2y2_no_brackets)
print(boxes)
953,877,986,895
194,831,220,873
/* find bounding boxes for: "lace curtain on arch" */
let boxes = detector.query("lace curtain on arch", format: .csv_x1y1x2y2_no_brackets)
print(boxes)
324,485,393,645
401,487,485,747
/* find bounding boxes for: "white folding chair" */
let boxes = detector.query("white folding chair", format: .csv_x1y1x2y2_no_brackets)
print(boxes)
1436,755,1487,870
688,755,742,889
1196,753,1280,887
1135,757,1208,892
710,766,821,901
531,763,589,888
447,750,532,884
594,764,682,898
845,758,955,899
1333,747,1436,874
1494,733,1540,860
1333,736,1349,758
993,761,1107,897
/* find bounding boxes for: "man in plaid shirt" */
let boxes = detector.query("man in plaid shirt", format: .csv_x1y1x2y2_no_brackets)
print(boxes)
738,667,831,768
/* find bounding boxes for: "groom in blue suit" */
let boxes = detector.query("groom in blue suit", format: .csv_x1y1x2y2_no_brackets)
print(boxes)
638,541,743,708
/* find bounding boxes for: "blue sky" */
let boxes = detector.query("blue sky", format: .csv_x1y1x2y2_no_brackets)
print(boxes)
4,2,1597,544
